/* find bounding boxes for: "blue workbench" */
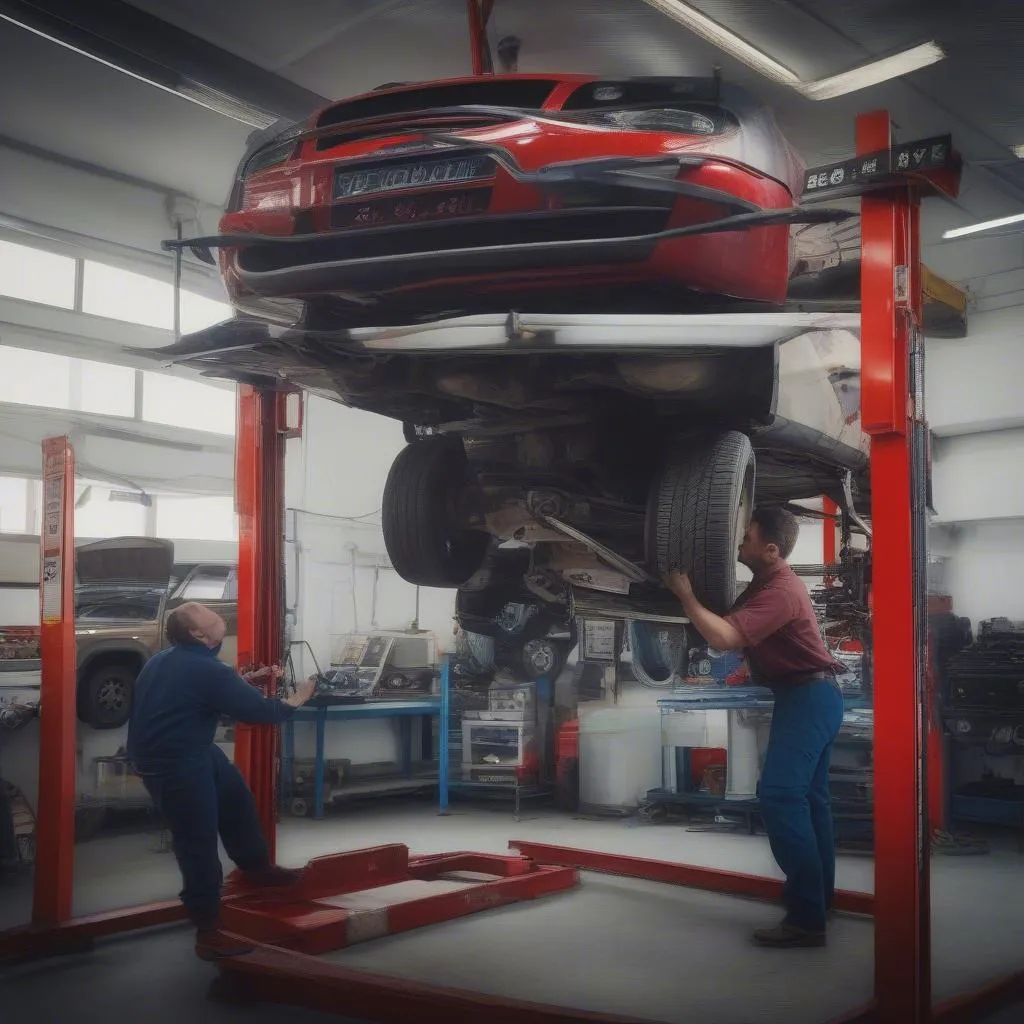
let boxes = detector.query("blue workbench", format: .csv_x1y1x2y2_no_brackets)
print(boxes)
281,698,444,819
647,686,873,836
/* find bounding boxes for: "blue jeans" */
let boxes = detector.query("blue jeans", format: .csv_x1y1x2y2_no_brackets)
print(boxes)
139,745,269,928
759,678,845,932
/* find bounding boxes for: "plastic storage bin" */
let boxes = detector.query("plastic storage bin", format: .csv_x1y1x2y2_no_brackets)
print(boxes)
579,707,662,811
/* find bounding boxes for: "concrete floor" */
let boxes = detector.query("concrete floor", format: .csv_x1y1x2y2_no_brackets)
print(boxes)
2,798,1023,1023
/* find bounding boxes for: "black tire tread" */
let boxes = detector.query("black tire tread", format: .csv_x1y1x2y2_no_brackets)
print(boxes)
647,432,755,614
382,438,488,588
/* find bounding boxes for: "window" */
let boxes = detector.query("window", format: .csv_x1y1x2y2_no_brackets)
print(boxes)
175,565,232,601
74,485,148,538
0,238,77,308
0,477,29,534
82,260,174,329
142,372,236,435
179,291,232,334
82,259,232,334
0,347,73,410
0,346,136,416
77,359,136,418
155,495,237,541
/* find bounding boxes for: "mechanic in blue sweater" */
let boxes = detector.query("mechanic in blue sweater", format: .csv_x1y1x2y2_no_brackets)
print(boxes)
128,601,316,960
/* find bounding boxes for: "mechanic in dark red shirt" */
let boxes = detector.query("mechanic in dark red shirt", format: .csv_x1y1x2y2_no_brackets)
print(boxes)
666,506,844,948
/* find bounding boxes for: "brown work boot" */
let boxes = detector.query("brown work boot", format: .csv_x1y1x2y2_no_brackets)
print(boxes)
194,928,256,961
241,865,303,889
752,921,827,948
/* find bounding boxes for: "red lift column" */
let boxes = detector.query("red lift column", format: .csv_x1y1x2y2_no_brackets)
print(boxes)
858,111,930,1023
234,386,288,862
33,437,77,926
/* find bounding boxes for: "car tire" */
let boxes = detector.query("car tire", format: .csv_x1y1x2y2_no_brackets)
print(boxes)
646,431,755,614
78,664,136,730
383,437,489,587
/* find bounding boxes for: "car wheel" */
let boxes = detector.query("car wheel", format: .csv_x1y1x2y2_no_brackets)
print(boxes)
289,797,310,818
78,664,136,730
628,621,687,688
383,437,489,587
646,431,755,614
520,638,567,681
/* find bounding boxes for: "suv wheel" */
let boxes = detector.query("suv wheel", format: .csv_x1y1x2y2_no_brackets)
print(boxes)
646,431,755,614
78,664,135,730
383,437,489,587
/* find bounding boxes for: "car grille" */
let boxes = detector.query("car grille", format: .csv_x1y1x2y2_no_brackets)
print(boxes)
236,207,673,274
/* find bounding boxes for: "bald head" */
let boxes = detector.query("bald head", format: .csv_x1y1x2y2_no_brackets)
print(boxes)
165,602,227,649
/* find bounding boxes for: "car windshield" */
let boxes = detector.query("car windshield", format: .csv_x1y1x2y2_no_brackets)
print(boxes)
74,585,165,621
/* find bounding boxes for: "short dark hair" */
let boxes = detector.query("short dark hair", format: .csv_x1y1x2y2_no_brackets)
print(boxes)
751,507,799,559
165,608,197,646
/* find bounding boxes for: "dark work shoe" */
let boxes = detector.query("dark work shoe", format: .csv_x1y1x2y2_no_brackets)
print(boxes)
752,922,827,948
241,865,303,888
195,929,256,961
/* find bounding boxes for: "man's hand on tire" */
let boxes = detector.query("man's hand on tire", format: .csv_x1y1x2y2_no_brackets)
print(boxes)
664,571,694,600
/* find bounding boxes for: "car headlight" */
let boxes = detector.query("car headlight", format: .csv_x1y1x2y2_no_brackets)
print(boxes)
227,118,311,211
553,107,723,135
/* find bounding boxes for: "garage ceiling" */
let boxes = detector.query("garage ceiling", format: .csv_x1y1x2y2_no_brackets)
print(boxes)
2,0,1023,300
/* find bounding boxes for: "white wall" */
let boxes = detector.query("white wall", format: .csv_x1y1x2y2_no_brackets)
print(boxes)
0,145,223,295
927,307,1024,437
942,521,1024,630
931,429,1024,524
286,395,457,672
925,304,1024,619
285,395,457,768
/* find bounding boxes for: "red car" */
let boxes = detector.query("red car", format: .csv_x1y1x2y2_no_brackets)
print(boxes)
180,75,824,329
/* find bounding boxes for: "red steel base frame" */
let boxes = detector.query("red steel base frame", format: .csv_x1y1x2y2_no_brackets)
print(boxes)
509,841,875,916
219,946,659,1024
0,901,185,963
219,844,577,954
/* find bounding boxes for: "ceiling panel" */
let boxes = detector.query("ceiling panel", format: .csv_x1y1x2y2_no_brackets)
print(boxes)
0,19,250,205
123,0,376,70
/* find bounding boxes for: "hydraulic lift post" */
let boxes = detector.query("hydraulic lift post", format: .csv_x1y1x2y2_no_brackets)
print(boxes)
32,437,77,926
858,109,930,1023
234,385,289,861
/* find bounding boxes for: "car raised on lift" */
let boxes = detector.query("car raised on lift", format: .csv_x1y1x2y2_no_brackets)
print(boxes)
158,74,866,680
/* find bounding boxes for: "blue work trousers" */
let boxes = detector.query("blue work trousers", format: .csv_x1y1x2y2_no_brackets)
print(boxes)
758,677,845,932
139,744,269,928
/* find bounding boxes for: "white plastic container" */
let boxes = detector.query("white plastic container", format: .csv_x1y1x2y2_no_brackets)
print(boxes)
579,707,662,811
725,709,760,799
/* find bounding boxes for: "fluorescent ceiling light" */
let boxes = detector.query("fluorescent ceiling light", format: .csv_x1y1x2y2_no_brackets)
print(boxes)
943,213,1024,240
641,1,945,101
641,0,800,87
0,13,276,129
797,42,946,101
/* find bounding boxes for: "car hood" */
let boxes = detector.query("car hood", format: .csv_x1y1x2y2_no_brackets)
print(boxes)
75,537,175,588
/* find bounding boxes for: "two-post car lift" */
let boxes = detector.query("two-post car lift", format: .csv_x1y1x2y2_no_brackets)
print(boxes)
3,108,1024,1024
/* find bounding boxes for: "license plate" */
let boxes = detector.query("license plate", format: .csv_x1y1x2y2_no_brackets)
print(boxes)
333,154,494,200
331,188,491,229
